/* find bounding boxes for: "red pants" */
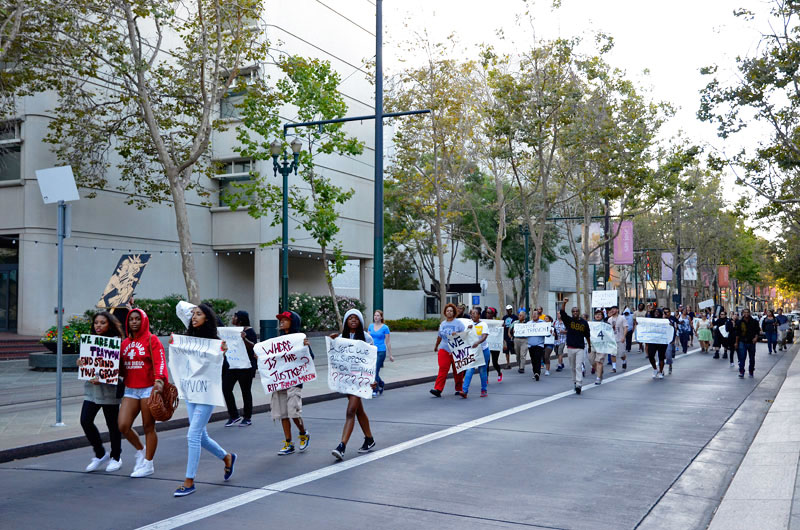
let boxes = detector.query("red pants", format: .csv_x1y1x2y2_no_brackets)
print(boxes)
435,349,464,392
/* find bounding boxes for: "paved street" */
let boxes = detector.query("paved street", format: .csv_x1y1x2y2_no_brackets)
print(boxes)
0,341,794,530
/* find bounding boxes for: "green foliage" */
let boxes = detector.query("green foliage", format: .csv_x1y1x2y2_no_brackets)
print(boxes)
287,293,365,332
385,318,441,331
40,316,92,344
110,294,238,336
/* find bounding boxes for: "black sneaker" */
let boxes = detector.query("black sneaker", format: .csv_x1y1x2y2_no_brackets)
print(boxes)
534,373,540,381
225,417,242,427
622,362,627,370
239,418,252,427
574,385,581,395
358,437,376,453
429,389,442,398
332,443,346,461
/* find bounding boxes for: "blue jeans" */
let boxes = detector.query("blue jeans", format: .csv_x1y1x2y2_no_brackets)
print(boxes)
766,331,778,353
375,350,387,388
463,349,490,393
737,342,756,374
185,402,227,479
679,333,689,353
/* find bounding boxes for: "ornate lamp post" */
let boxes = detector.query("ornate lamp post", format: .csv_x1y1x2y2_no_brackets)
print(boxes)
270,138,303,312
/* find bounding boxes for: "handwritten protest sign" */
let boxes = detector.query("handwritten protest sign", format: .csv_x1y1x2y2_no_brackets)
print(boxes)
512,321,553,337
589,322,617,354
447,330,485,373
168,334,225,406
78,334,120,384
484,320,504,351
698,299,714,310
591,290,618,309
254,334,315,394
633,317,675,345
326,337,377,399
218,326,251,369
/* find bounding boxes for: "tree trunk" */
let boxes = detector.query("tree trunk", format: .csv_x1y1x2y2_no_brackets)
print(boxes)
581,211,592,313
320,244,342,330
168,174,200,303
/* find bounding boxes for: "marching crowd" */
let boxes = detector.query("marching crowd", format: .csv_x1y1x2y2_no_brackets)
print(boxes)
75,299,795,498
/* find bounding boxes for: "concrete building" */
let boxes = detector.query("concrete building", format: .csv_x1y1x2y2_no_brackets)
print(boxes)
0,2,376,337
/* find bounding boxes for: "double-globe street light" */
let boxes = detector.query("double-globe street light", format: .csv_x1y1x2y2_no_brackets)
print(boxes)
270,137,303,313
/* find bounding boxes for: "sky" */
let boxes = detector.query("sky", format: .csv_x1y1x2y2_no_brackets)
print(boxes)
380,0,775,221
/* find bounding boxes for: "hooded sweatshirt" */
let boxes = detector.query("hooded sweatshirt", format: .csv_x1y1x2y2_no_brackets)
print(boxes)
342,309,374,345
120,308,168,388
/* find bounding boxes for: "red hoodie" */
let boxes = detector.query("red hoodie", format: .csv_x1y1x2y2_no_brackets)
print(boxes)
120,308,168,388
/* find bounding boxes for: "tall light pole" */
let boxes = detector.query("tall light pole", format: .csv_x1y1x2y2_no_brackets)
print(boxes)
270,138,303,312
521,222,530,313
373,0,385,313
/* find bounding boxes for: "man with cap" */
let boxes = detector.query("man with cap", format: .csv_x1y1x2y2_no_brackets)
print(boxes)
502,305,518,369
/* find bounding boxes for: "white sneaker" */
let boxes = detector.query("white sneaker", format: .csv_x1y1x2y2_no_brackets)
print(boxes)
130,459,154,478
544,370,550,376
85,453,109,472
653,369,658,379
658,373,665,379
105,457,122,472
134,448,145,470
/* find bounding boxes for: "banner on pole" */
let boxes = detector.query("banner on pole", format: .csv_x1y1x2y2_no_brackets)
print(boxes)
512,321,553,337
591,289,618,308
326,336,377,399
97,254,151,309
683,253,698,281
633,317,674,345
718,266,730,288
661,253,673,282
168,334,225,406
254,334,316,394
588,223,604,265
698,299,714,310
613,220,634,265
447,329,485,373
78,334,121,384
589,321,617,354
218,326,251,369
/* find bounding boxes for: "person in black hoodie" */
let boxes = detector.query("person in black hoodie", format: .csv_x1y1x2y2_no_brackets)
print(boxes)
735,308,760,378
273,311,312,456
712,310,734,360
222,311,258,427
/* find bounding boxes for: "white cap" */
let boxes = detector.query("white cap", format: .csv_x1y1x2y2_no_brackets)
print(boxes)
506,305,513,310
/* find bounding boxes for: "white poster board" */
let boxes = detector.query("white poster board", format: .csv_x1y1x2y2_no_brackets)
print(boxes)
698,299,714,310
176,301,196,328
447,329,485,373
218,326,251,369
589,322,617,354
513,321,553,337
591,290,618,308
633,317,675,345
254,334,316,394
484,320,504,351
168,334,225,406
326,336,378,399
77,334,121,384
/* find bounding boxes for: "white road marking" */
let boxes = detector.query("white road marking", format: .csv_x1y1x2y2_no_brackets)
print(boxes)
138,347,700,529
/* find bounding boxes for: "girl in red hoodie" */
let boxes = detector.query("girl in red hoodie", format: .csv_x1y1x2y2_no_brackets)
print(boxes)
118,308,168,478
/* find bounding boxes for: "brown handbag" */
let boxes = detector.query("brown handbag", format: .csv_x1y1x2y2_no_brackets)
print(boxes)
149,381,179,422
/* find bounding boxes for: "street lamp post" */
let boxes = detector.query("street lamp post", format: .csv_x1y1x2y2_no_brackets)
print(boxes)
521,222,530,313
270,138,303,312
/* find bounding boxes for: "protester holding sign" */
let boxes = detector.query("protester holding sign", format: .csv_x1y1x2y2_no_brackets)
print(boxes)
560,299,592,395
77,312,124,473
542,314,556,376
118,308,167,478
221,311,258,427
712,309,735,360
526,309,546,381
589,310,612,384
554,313,567,372
368,310,394,397
643,309,673,379
331,309,377,461
510,310,529,374
461,308,490,398
430,304,466,398
172,304,236,497
607,307,627,373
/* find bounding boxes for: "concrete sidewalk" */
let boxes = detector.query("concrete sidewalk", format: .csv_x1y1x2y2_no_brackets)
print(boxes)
709,344,800,530
0,331,443,460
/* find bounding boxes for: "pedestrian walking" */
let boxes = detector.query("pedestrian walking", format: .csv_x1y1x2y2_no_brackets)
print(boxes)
485,307,504,382
712,310,735,359
559,299,592,394
502,305,518,369
777,308,790,351
526,309,546,381
368,310,394,397
461,307,490,398
331,309,376,460
118,308,167,478
78,311,125,473
174,304,236,497
696,312,713,352
735,308,760,378
542,314,555,376
663,307,678,374
623,308,634,353
430,303,466,397
273,311,311,455
762,310,779,355
222,311,258,427
677,308,692,354
554,312,567,372
646,308,670,379
633,303,647,352
607,306,627,372
511,310,529,373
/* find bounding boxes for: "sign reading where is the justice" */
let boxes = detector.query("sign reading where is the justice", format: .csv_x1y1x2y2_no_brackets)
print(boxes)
254,333,316,394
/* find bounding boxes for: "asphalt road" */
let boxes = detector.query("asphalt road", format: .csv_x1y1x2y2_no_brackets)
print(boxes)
0,343,790,530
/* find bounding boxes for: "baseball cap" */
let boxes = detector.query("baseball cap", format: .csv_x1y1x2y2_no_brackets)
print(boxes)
276,311,292,321
505,305,513,310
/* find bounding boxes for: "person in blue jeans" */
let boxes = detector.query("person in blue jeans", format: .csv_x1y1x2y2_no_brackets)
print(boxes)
174,304,236,497
761,310,779,354
368,310,394,397
461,307,491,398
735,308,760,378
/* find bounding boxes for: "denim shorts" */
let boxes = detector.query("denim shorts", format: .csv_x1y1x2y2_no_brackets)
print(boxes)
123,386,153,400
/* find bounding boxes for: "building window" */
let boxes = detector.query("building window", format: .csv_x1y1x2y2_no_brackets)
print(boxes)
216,159,254,206
219,70,258,120
0,120,22,182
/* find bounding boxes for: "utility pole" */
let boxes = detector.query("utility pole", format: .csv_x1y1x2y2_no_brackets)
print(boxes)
603,197,610,288
373,0,384,313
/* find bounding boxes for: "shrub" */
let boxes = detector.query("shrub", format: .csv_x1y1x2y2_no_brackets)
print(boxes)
385,317,441,331
41,315,92,344
288,293,366,332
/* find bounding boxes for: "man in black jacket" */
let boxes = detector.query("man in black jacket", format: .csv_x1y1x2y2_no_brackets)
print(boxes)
734,308,760,378
559,298,592,395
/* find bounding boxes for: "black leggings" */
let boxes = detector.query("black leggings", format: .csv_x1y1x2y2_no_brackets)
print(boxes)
490,350,502,376
222,368,254,420
528,346,544,376
647,344,667,367
80,400,121,460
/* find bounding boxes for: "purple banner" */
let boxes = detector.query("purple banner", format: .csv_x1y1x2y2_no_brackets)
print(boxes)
661,252,673,282
613,220,634,265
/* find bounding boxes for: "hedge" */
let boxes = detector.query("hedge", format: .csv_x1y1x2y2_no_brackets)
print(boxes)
288,293,366,332
385,317,441,331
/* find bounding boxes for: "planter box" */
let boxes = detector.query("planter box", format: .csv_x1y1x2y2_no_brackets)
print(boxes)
42,342,80,356
29,352,79,371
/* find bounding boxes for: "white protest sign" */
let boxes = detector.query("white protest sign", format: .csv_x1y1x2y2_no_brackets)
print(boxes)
176,301,196,328
484,320,504,351
168,334,225,406
591,290,618,308
326,336,378,399
78,334,121,384
698,299,714,310
589,321,617,354
633,317,674,345
218,326,251,369
447,330,485,373
513,321,553,337
254,334,314,394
